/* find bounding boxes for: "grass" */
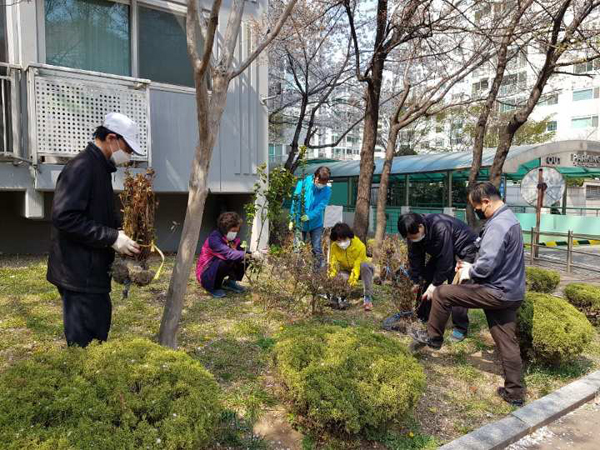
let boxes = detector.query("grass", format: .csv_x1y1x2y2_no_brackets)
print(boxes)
1,255,599,449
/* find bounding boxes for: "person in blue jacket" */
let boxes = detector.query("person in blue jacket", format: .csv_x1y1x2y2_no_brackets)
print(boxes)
289,166,332,269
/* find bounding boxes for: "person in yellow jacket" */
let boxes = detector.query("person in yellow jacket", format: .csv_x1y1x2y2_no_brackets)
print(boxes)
328,222,375,311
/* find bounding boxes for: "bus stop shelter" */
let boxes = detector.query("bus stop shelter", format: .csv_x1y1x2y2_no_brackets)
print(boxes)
294,140,600,237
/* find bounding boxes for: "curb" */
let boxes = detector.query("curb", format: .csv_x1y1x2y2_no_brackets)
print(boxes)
438,370,600,450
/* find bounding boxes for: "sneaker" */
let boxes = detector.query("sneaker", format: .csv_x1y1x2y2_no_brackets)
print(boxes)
497,387,524,407
222,279,246,294
207,289,226,298
363,296,373,312
449,329,466,343
408,329,442,350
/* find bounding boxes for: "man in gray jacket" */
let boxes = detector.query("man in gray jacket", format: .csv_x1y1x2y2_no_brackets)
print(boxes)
410,182,526,406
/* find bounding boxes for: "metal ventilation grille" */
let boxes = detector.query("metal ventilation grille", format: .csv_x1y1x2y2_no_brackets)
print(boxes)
34,76,149,158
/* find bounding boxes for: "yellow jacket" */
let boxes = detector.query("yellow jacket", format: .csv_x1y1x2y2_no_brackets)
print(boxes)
329,236,370,286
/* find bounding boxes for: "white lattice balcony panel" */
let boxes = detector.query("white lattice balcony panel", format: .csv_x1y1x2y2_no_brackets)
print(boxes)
27,65,151,162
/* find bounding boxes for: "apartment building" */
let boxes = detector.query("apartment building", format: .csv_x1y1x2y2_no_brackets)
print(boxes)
0,0,267,254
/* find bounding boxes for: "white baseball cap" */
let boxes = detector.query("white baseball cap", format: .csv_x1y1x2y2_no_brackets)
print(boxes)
103,112,143,155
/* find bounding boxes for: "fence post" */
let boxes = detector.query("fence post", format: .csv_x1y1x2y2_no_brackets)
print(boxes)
567,230,573,273
530,227,535,265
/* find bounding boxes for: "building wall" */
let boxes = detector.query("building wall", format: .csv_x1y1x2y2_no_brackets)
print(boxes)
0,0,267,253
0,191,253,255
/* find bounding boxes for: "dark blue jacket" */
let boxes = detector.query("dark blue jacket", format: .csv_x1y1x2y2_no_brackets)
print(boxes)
408,214,478,286
469,205,526,301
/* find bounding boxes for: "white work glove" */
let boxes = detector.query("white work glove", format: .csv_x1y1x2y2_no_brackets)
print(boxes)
422,284,436,301
111,230,140,256
288,221,294,231
457,261,473,284
251,249,268,260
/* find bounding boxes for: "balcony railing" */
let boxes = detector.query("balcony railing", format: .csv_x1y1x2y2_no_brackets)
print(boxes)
26,64,152,164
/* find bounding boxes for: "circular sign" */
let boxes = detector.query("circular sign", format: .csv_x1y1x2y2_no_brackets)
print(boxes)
520,167,565,207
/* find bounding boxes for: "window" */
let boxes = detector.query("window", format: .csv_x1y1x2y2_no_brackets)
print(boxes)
574,60,600,74
472,79,489,95
139,6,200,87
587,185,600,199
546,121,557,132
435,139,444,147
572,115,599,129
435,126,443,133
573,88,599,101
499,101,516,113
539,94,558,106
499,72,526,96
45,0,131,76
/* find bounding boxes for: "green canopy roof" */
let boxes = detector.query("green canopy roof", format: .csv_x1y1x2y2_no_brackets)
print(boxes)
295,140,600,181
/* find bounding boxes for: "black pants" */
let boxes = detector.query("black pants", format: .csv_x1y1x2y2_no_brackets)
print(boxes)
201,258,245,292
59,288,112,348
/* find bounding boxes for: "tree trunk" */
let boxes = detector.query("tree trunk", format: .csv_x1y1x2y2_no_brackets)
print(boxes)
158,77,228,348
353,58,384,241
284,94,308,172
373,123,400,260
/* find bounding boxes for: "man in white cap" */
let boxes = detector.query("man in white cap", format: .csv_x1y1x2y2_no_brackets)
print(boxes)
47,112,143,347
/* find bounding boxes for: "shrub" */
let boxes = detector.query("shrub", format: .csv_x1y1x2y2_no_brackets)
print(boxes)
564,283,600,324
377,235,414,312
0,339,222,449
525,267,560,293
517,293,594,365
274,324,425,435
247,239,352,315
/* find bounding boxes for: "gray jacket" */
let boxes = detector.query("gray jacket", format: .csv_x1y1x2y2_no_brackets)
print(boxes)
469,205,525,301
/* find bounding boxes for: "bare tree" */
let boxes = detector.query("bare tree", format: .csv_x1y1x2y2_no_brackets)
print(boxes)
158,0,298,348
488,0,600,185
372,3,495,254
465,0,537,224
343,0,438,241
267,2,358,171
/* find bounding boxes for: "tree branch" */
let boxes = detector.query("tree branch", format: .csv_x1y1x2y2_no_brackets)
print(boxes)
229,0,299,79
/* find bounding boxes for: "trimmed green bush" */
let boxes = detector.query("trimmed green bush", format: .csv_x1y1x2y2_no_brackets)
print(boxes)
525,267,560,293
564,283,600,324
0,339,222,449
518,293,594,365
274,323,425,435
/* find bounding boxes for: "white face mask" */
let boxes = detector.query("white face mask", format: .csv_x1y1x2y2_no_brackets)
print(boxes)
110,141,132,166
315,183,326,190
226,231,237,241
337,239,351,250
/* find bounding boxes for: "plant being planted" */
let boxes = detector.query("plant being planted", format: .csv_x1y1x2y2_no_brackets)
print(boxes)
112,169,160,289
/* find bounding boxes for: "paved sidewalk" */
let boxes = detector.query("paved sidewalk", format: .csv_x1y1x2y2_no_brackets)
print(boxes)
508,396,600,450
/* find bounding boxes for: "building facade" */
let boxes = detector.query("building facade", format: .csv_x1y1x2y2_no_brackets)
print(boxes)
0,0,268,254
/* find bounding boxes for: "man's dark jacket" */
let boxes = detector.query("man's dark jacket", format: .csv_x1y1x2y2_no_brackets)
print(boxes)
47,143,120,293
408,213,477,286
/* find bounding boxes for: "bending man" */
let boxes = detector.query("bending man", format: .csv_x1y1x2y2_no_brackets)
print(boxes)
398,212,478,342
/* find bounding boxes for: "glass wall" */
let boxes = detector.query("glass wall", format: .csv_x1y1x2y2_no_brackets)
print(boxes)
45,0,130,76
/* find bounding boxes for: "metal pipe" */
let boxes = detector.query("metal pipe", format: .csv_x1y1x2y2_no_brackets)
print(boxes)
567,230,573,273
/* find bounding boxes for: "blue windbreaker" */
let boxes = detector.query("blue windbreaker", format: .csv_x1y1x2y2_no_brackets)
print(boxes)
289,175,332,232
